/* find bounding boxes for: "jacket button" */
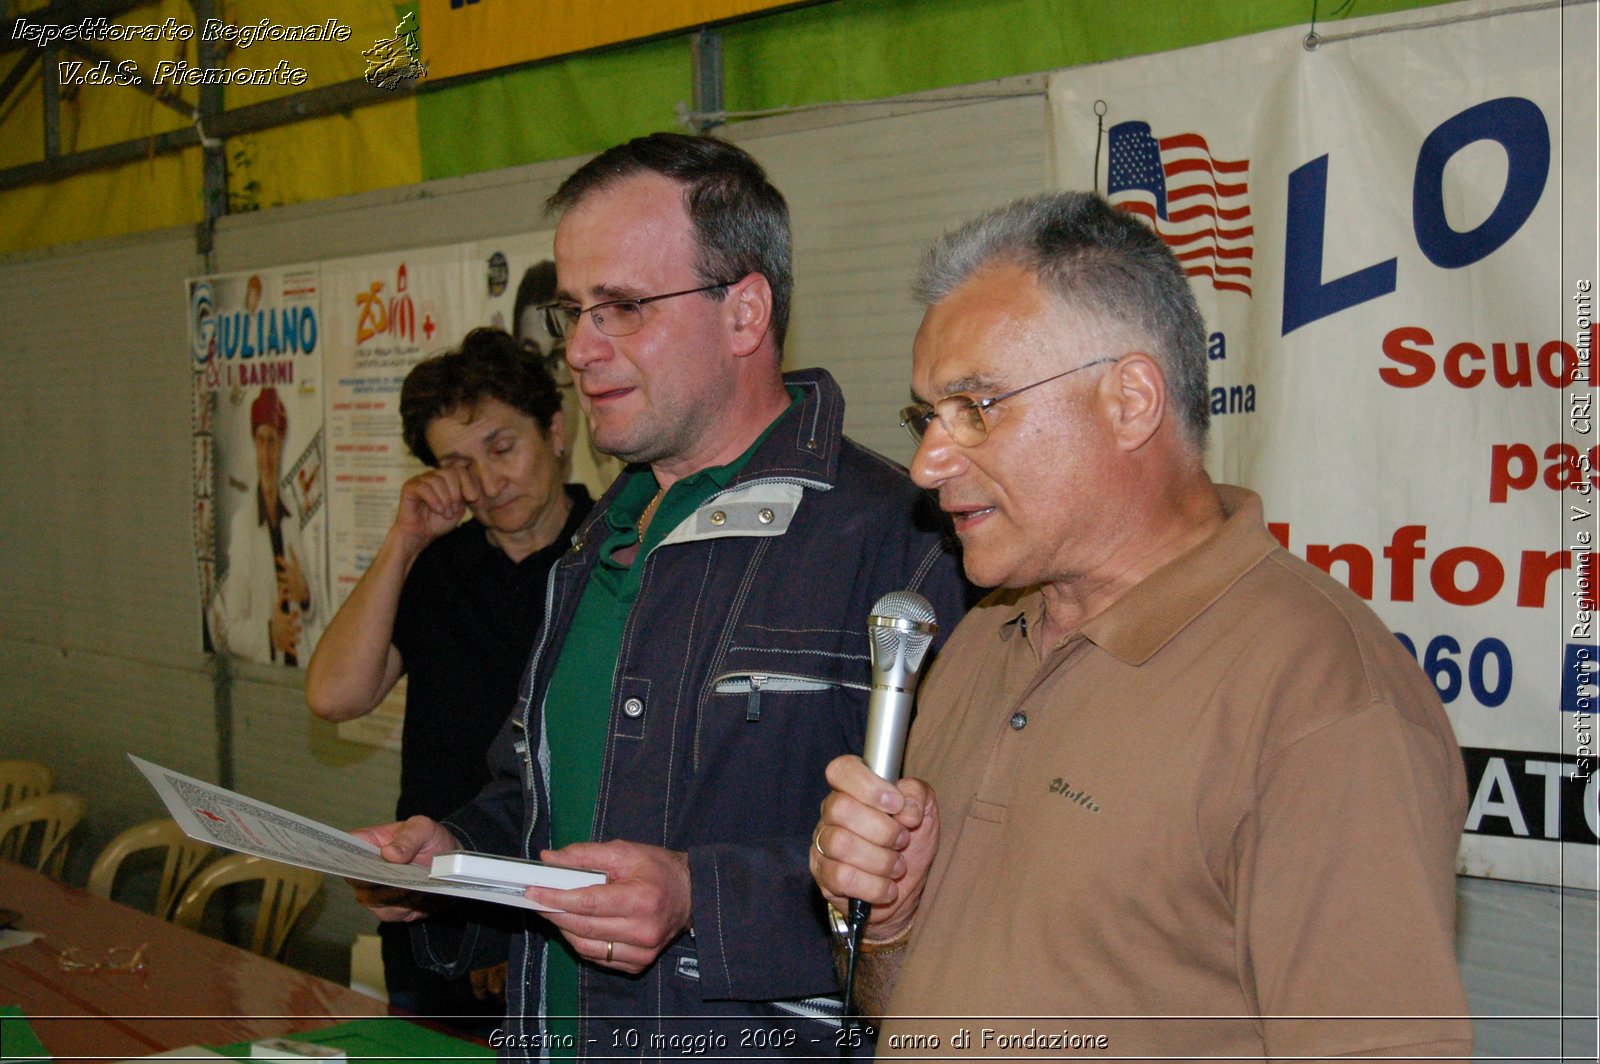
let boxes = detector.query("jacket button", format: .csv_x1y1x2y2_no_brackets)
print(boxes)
623,698,644,718
1009,711,1027,731
709,511,727,525
757,508,775,524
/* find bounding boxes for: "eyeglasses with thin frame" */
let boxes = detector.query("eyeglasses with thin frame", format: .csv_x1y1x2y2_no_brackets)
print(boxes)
899,356,1117,446
539,280,740,340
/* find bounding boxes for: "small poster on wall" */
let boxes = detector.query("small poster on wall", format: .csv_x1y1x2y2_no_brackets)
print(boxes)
187,266,329,667
320,247,475,748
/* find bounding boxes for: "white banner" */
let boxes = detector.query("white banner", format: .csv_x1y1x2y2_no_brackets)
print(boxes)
188,266,329,668
1049,0,1597,887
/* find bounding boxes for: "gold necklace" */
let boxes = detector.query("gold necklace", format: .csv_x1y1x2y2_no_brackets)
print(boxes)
636,485,668,543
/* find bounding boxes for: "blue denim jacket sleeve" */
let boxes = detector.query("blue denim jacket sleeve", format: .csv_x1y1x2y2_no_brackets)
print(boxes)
410,711,532,977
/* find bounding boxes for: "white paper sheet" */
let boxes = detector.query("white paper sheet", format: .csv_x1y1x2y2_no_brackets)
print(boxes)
128,754,571,912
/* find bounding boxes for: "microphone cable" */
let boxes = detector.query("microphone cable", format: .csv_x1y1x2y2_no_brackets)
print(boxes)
842,899,869,1035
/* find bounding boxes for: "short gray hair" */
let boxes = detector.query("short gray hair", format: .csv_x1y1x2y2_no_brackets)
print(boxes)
914,192,1209,444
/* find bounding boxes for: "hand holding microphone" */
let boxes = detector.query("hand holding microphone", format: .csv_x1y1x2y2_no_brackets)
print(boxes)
808,591,940,1028
850,591,938,934
809,592,941,946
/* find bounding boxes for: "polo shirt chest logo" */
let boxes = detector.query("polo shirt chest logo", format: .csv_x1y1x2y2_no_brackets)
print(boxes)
1048,777,1101,813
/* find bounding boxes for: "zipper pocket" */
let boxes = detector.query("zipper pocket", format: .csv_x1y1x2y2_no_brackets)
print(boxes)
712,671,868,723
512,738,537,799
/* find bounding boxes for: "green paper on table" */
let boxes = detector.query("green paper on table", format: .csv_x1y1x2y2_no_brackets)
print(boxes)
211,1018,491,1061
1,1005,51,1062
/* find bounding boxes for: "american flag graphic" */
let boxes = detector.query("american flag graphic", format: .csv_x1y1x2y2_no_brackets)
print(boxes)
1106,120,1253,297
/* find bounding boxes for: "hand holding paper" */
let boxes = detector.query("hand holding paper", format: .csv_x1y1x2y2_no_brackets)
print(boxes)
128,755,600,914
348,816,460,921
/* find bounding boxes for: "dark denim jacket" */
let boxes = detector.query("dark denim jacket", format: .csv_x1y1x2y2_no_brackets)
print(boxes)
416,368,971,1059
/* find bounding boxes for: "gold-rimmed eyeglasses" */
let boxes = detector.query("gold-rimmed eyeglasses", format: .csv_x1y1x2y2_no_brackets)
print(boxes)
539,279,740,340
899,356,1117,446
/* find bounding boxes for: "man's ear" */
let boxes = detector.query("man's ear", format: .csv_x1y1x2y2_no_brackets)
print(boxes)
1099,353,1166,452
725,274,774,357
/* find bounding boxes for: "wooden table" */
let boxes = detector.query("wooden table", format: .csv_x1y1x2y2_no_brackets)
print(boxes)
0,861,388,1060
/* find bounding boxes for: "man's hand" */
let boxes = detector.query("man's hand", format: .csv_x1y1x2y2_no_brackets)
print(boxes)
348,816,461,922
269,591,302,657
393,467,482,555
809,755,940,942
276,543,309,607
526,841,691,976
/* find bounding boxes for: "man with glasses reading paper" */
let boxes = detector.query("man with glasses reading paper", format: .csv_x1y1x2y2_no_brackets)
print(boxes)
810,192,1472,1060
352,133,968,1058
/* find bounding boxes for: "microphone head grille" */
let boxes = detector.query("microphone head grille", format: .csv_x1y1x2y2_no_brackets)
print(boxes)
870,590,937,626
868,590,938,675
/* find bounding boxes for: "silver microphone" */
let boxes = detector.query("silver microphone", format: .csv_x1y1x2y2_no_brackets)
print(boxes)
861,590,939,781
844,590,939,1015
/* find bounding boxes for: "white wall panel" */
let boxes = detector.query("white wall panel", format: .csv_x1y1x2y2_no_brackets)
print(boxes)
0,228,217,887
211,158,575,273
1458,876,1598,1061
739,88,1051,463
0,229,204,668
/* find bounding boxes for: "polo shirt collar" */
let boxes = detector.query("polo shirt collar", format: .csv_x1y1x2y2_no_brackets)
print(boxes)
1002,485,1278,667
564,367,854,566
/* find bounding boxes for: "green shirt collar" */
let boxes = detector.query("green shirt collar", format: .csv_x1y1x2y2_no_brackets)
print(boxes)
600,385,802,562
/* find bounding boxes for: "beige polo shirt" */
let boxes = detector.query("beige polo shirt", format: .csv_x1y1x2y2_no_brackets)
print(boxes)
878,486,1471,1060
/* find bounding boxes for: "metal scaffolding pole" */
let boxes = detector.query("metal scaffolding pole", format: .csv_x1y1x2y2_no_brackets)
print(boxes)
691,29,724,133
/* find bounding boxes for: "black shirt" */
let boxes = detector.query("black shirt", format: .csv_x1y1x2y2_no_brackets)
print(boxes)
389,483,594,821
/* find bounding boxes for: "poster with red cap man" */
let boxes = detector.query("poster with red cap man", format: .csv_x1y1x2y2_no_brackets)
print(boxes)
188,266,328,666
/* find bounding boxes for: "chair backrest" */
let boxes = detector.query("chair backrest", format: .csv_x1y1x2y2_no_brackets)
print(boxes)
87,818,216,918
170,853,322,959
0,760,53,811
0,792,86,877
349,932,386,1001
